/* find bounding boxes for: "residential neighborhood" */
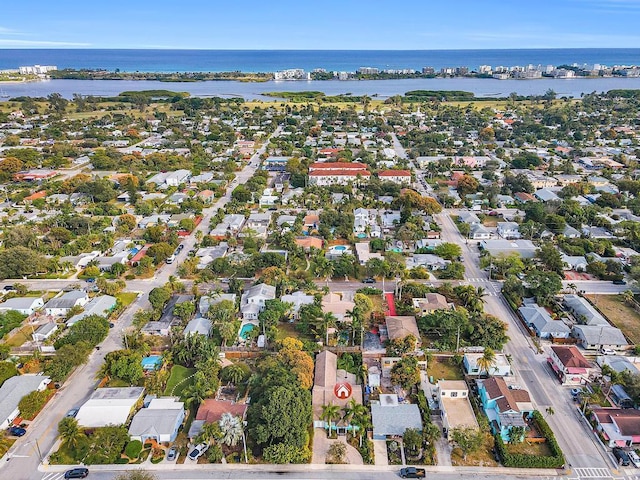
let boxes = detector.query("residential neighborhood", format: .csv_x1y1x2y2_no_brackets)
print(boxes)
1,87,640,480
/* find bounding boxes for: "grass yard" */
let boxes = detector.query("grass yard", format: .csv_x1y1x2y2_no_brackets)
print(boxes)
0,436,16,459
585,294,640,344
504,440,553,457
164,365,196,397
427,357,464,381
3,325,33,347
116,292,139,308
451,432,498,467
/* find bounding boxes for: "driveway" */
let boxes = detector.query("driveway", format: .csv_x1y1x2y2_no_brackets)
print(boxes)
311,428,363,465
372,439,388,466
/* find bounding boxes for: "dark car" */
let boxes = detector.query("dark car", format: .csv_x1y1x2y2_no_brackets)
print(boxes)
65,408,79,418
64,468,89,479
3,285,15,291
166,446,178,461
613,447,631,466
400,467,426,478
613,279,627,285
8,426,26,437
362,277,376,284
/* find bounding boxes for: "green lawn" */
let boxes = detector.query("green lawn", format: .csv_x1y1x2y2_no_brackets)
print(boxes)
427,357,464,381
164,365,196,397
116,292,138,308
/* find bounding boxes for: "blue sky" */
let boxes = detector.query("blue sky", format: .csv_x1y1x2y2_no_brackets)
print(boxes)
3,0,640,49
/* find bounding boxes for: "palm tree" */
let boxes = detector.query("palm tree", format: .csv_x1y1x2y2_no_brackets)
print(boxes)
218,413,244,447
476,348,497,376
567,283,578,294
197,421,221,445
344,399,371,447
621,290,635,307
321,403,341,436
58,417,85,450
223,363,246,385
314,256,335,288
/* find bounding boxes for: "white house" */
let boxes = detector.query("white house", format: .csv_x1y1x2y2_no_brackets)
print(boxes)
240,283,276,320
76,387,145,427
0,296,44,315
128,397,185,443
463,352,512,377
496,222,521,239
66,295,117,327
0,375,51,429
280,291,315,320
44,290,89,316
32,322,58,342
437,380,479,434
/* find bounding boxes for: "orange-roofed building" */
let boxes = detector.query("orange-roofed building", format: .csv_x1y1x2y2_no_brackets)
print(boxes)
378,170,412,185
296,237,323,251
24,191,47,202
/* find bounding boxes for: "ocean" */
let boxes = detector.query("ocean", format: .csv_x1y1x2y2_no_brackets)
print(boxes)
2,49,640,100
1,48,640,73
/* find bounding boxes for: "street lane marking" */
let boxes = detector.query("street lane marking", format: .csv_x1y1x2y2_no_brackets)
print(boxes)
572,466,618,478
41,473,64,480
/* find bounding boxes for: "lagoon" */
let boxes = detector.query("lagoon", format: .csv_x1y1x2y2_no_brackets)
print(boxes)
2,76,640,101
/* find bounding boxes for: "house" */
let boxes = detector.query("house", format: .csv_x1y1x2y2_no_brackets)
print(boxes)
562,254,588,272
241,212,272,239
406,254,449,271
198,294,236,316
547,345,596,385
378,170,412,185
0,296,44,315
371,394,422,439
321,293,355,323
437,380,478,434
262,156,290,171
412,294,453,315
312,350,363,432
496,222,521,239
188,399,248,440
353,208,378,235
563,295,608,326
210,214,245,238
470,224,492,240
146,169,191,187
385,316,421,346
572,325,628,351
610,385,634,409
518,304,571,339
32,322,58,342
591,408,640,447
280,291,315,320
44,290,89,316
259,188,279,207
477,377,533,442
240,283,276,320
128,397,185,443
295,237,323,251
76,387,145,427
480,239,537,258
66,295,117,327
463,352,512,377
355,242,383,265
308,162,370,186
0,374,51,429
563,225,582,238
458,211,481,225
534,189,560,202
514,192,537,203
183,316,212,337
380,210,402,229
195,243,228,269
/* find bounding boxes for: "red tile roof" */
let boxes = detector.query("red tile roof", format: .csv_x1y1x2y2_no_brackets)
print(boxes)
551,346,591,368
309,170,370,177
195,399,247,423
379,170,411,177
309,162,368,170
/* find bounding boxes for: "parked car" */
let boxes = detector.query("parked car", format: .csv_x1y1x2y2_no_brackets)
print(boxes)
166,254,176,264
600,347,616,355
570,388,583,398
613,447,631,466
64,468,89,479
613,279,627,285
8,426,26,437
188,443,209,461
65,408,79,418
400,467,426,478
362,277,376,284
628,450,640,468
3,285,15,291
166,446,178,461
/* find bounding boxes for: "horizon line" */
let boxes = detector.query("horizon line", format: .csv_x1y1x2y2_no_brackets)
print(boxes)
2,47,640,51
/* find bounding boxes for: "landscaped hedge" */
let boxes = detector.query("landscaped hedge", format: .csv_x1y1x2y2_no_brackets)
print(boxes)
124,440,143,459
494,411,564,468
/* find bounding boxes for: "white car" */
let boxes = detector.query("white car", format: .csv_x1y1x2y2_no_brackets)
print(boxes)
628,450,640,468
188,443,209,461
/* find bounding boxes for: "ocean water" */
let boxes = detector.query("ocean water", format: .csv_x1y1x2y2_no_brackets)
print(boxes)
1,48,640,73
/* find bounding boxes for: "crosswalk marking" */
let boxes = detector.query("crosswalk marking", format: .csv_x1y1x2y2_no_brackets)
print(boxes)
571,467,616,478
41,473,65,480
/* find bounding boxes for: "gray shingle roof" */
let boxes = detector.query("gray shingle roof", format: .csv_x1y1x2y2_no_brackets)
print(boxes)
0,375,50,424
371,403,422,436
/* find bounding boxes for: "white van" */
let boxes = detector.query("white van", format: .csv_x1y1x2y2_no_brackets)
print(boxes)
166,254,176,264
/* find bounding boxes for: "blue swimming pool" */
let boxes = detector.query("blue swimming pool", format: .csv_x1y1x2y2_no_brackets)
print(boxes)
333,245,347,251
239,323,256,340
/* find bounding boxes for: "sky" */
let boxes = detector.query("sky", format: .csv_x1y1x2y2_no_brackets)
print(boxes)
3,0,640,49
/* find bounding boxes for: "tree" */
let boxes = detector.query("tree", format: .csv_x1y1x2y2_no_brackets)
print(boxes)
146,242,174,265
456,175,480,196
173,301,195,320
450,427,484,460
58,417,85,451
390,355,421,389
321,403,341,435
0,246,47,279
54,315,109,349
403,428,423,456
221,363,250,385
148,287,171,311
525,270,563,306
327,442,347,464
537,243,565,275
101,349,144,385
262,443,310,464
434,242,462,261
18,390,50,420
476,348,497,376
275,338,315,389
219,413,244,447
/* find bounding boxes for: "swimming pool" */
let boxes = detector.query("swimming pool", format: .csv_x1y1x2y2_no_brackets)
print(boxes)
356,233,366,238
239,323,256,340
332,245,347,251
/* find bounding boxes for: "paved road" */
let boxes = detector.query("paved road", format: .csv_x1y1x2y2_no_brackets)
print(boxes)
436,211,613,470
0,128,281,480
